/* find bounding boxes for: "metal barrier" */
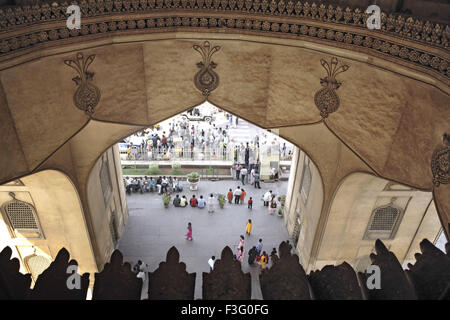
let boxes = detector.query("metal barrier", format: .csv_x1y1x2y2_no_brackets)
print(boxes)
124,147,233,162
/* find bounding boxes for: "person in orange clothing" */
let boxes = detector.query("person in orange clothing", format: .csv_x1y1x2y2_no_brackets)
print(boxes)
257,251,268,270
240,188,246,204
227,188,233,204
245,219,252,235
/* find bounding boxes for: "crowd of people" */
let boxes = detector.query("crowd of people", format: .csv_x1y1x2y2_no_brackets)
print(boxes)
207,238,294,272
124,109,293,163
126,107,294,282
124,175,182,194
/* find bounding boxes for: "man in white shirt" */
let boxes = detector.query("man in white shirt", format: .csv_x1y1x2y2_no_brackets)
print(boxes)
233,186,242,204
208,256,215,271
263,190,272,207
197,195,206,209
240,167,248,185
161,176,169,193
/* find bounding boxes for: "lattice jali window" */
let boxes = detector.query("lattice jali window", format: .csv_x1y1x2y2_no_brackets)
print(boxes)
364,204,401,240
1,193,44,239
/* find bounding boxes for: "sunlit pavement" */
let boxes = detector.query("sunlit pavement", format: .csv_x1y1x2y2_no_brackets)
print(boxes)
117,178,290,299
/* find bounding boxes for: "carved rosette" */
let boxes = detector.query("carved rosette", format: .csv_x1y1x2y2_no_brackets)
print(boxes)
431,133,450,187
193,41,221,97
64,52,101,116
314,57,349,118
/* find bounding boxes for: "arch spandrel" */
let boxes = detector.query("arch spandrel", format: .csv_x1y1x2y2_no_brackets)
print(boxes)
143,40,205,123
328,69,450,190
82,44,149,125
0,81,29,182
0,55,88,170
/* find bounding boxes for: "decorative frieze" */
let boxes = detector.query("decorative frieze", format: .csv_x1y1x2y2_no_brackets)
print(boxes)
0,10,448,82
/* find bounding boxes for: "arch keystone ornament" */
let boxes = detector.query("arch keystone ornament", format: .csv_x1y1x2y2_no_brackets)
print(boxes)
431,133,450,187
64,53,101,116
314,57,349,118
193,41,221,98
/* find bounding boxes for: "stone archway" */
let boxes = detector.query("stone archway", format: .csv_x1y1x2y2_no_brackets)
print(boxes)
0,5,448,267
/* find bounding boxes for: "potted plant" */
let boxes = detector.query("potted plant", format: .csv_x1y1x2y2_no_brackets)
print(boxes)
277,195,286,207
187,172,200,191
218,194,225,209
163,193,171,208
277,207,283,217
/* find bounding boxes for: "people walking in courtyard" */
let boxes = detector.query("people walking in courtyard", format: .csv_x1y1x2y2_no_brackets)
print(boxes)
254,170,261,189
207,193,215,213
233,186,242,204
180,195,187,207
237,247,244,263
190,195,198,207
240,166,247,185
263,190,272,206
256,239,263,255
198,195,206,208
185,222,193,241
245,219,252,235
257,251,268,270
270,248,279,266
240,188,246,204
235,163,241,180
227,188,233,204
248,197,253,210
208,256,216,271
173,194,181,207
248,246,257,265
250,167,255,185
238,235,245,250
269,195,277,215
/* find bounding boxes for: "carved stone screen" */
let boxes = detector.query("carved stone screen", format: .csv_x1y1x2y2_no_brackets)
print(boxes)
365,205,400,240
4,201,42,238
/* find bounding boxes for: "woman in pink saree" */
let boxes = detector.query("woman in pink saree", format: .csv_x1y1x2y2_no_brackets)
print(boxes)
236,247,244,263
186,222,193,241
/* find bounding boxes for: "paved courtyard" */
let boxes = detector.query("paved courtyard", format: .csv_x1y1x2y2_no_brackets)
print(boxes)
117,178,290,299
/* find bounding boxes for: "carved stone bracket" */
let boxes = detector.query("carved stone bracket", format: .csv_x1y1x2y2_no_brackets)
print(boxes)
431,133,450,187
148,246,196,300
308,262,362,299
259,241,311,299
406,239,450,300
202,246,251,299
28,248,90,300
64,52,101,116
0,246,31,299
357,239,417,300
193,41,221,98
92,249,142,300
314,57,349,118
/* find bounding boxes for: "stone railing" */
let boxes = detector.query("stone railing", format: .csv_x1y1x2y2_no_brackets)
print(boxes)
0,0,448,82
1,238,448,299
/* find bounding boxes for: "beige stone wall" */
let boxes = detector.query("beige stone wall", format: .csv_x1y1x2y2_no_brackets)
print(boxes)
0,143,127,285
0,170,97,279
284,148,324,271
86,145,128,270
314,173,442,272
